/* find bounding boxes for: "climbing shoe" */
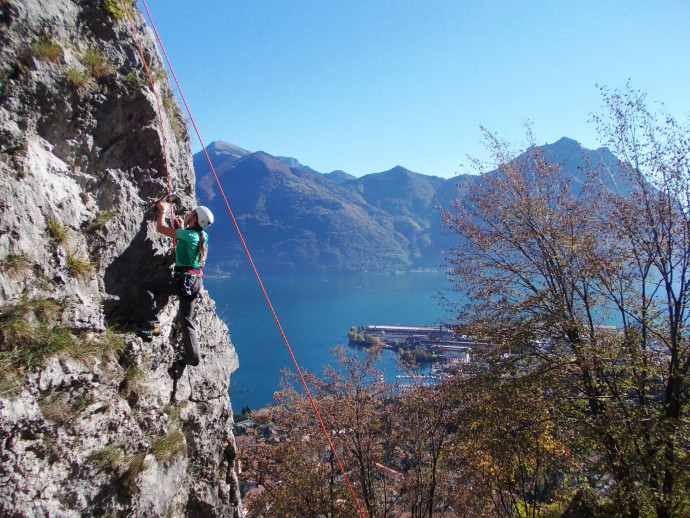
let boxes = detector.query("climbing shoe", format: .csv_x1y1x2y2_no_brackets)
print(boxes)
139,327,162,338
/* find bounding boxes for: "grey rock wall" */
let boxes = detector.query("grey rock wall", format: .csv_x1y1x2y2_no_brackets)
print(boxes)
0,1,241,516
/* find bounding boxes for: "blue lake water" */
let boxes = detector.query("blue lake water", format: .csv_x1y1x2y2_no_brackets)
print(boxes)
204,272,455,411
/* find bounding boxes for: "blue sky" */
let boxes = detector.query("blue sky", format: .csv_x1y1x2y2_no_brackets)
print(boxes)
138,1,690,179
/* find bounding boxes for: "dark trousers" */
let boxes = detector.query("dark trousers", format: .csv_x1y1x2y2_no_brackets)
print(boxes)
141,274,202,366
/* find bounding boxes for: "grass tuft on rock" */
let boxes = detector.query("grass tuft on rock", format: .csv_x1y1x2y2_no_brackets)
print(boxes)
0,254,30,277
88,443,123,470
66,67,95,92
86,210,117,232
151,428,186,462
28,36,63,63
79,47,114,78
0,298,127,374
162,93,186,142
66,252,96,277
0,297,71,371
45,218,69,245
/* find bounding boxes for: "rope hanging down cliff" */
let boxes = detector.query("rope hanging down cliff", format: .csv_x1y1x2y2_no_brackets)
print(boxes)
119,0,176,228
120,1,367,516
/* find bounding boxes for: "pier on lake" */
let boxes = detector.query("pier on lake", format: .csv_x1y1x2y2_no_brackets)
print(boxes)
363,324,483,362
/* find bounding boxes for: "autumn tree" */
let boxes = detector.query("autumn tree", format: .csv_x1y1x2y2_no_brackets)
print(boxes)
445,367,576,517
441,85,690,517
244,379,354,517
248,434,353,517
315,345,397,516
246,345,397,518
389,381,458,518
589,84,690,517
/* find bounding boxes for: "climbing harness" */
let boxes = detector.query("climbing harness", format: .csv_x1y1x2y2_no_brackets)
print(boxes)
120,2,367,516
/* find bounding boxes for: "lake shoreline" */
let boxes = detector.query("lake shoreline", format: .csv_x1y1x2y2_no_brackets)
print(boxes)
205,272,453,410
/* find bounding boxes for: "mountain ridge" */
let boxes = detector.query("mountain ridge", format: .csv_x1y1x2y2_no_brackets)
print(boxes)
196,137,625,274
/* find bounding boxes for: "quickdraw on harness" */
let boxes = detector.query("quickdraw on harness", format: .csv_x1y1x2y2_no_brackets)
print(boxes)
119,1,367,516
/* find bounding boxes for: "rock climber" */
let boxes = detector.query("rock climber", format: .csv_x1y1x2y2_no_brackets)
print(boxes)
140,201,214,376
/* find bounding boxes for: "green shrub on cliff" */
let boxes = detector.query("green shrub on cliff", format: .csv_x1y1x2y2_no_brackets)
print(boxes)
99,0,135,19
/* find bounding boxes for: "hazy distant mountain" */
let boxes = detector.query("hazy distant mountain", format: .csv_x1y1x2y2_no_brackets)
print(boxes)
195,147,411,274
539,137,632,195
324,170,356,184
276,156,322,176
195,138,629,274
194,141,250,202
434,136,630,203
343,166,447,263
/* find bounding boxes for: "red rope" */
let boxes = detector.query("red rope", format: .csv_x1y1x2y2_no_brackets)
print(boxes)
119,0,175,231
128,2,367,516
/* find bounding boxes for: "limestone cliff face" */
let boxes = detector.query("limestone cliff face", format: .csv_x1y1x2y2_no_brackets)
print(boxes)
0,1,241,516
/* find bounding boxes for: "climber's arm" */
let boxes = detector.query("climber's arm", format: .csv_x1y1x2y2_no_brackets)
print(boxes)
155,202,178,239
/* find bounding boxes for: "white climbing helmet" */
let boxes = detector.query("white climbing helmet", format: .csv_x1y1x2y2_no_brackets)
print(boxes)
194,206,214,229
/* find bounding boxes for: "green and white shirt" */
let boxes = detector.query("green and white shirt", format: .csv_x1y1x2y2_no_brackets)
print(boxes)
175,229,208,268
